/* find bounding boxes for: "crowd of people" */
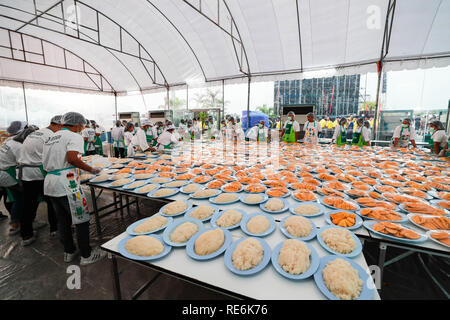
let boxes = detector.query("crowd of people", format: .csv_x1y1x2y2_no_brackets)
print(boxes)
0,110,448,268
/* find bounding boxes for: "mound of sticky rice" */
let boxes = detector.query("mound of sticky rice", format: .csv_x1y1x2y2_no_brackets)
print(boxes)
112,173,129,180
125,180,147,189
170,222,198,243
125,235,164,256
294,204,320,215
165,181,187,187
245,194,264,203
246,215,270,234
189,205,215,220
194,229,225,255
264,198,284,211
183,183,200,193
214,193,238,203
232,238,263,271
134,173,153,180
278,239,311,275
322,258,363,300
135,184,158,193
152,188,175,197
151,177,170,183
134,216,168,233
321,228,356,254
192,189,218,198
283,216,313,238
216,209,242,227
111,178,132,187
163,201,188,215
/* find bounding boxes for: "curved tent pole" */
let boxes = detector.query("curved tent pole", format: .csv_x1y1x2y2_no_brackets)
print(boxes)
145,0,208,82
0,27,116,93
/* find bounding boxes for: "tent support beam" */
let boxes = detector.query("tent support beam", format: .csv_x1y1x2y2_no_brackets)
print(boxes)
22,82,28,122
373,0,396,141
114,92,118,121
246,77,251,131
15,0,64,32
295,0,303,71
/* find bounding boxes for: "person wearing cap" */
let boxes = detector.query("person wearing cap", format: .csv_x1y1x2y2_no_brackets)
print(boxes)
202,119,216,140
280,111,300,143
124,122,135,156
429,120,449,156
42,112,106,266
0,120,27,235
303,112,321,144
184,120,196,141
111,120,125,158
151,121,164,146
156,125,179,150
141,119,154,145
364,120,372,146
81,122,96,156
178,119,187,138
391,118,417,149
129,120,155,157
351,118,370,146
91,120,104,156
246,120,268,142
17,116,62,245
331,117,348,146
226,117,244,142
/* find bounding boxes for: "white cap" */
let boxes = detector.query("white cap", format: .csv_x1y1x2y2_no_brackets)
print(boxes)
141,119,153,126
166,125,176,130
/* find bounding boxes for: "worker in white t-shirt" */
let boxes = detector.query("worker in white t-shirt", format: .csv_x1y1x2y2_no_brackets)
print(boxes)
42,112,105,266
226,117,244,142
129,121,155,157
124,122,135,156
246,120,268,142
0,120,27,236
111,120,125,158
303,112,321,144
281,111,300,143
18,115,62,245
429,120,449,156
81,123,96,156
391,118,417,148
156,125,179,150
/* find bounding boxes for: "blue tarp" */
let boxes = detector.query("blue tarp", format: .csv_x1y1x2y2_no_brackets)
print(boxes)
241,111,269,132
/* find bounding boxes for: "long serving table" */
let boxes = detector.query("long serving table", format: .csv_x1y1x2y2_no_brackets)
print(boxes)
92,181,383,300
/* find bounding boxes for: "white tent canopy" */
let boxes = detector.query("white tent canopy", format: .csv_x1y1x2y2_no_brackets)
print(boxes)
0,0,449,94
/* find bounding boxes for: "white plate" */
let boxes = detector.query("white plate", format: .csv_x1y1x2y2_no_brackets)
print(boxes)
426,230,450,249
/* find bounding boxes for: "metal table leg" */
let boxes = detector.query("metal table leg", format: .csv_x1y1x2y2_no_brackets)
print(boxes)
126,195,130,217
119,194,124,219
110,254,122,300
378,243,387,294
90,185,102,238
135,197,140,217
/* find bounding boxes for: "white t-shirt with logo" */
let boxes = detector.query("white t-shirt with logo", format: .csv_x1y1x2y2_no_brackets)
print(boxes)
43,129,84,197
393,125,415,141
18,127,54,181
0,136,22,187
81,128,96,151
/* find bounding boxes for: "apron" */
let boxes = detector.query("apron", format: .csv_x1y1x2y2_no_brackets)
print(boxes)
47,167,90,225
390,126,410,148
336,126,347,146
282,122,296,143
351,127,368,146
94,135,103,155
257,128,266,142
145,129,153,144
304,121,318,144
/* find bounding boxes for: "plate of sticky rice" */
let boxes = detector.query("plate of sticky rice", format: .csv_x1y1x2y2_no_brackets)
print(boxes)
239,193,268,205
259,197,289,214
224,237,271,276
314,255,375,300
190,188,222,199
118,234,172,261
89,174,111,183
159,200,193,217
289,201,325,217
279,215,317,241
107,178,135,188
163,180,190,188
126,215,173,235
110,173,131,181
317,225,362,258
149,177,172,184
186,228,232,260
133,173,154,180
162,218,203,247
209,193,240,205
133,183,160,194
240,213,276,237
184,205,220,222
210,209,246,230
271,239,320,280
122,179,150,190
180,183,202,194
147,187,179,199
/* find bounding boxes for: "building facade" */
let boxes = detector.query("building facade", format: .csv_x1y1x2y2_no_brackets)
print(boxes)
274,75,361,118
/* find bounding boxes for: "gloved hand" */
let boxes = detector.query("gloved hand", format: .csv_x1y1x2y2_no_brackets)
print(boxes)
90,167,102,174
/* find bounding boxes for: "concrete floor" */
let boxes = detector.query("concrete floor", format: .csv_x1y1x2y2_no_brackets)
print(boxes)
0,188,448,300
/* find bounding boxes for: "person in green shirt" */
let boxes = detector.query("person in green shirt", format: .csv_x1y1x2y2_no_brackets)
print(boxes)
280,111,300,143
